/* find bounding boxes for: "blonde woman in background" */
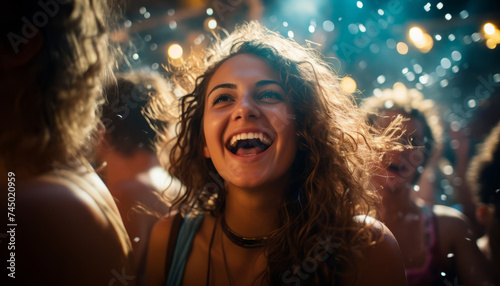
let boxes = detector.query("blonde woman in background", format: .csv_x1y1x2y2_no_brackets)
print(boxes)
362,86,491,285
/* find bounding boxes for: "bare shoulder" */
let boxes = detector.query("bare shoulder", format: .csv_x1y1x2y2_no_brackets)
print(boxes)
432,204,478,259
433,204,468,220
18,177,110,227
17,176,132,285
150,211,179,239
432,204,470,233
353,215,400,246
344,216,407,286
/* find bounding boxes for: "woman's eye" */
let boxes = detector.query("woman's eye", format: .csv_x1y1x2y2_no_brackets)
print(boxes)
258,90,283,101
408,136,424,146
212,94,233,106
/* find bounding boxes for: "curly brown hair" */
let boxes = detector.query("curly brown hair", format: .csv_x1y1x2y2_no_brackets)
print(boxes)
1,0,121,176
151,21,401,284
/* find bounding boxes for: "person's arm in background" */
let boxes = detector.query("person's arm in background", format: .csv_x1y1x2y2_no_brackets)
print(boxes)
434,205,492,285
342,218,407,286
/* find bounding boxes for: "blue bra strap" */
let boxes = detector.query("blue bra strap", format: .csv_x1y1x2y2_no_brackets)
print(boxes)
165,213,204,286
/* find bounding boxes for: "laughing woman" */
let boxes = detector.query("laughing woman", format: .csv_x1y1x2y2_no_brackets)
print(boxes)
146,22,406,286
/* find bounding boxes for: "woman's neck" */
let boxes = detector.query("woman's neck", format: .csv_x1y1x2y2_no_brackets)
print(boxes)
380,187,420,226
223,183,283,238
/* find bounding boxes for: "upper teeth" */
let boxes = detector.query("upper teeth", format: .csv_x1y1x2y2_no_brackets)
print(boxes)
229,132,272,147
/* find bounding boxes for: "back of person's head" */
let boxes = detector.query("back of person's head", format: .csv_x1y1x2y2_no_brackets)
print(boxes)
102,72,174,156
0,0,121,177
362,85,442,174
469,121,500,218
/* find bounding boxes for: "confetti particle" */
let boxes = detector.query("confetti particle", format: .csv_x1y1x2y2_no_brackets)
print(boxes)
441,58,452,69
377,75,386,84
323,20,335,32
424,3,431,12
451,51,462,61
459,10,469,19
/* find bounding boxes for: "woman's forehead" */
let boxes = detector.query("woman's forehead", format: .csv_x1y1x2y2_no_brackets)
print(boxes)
206,54,282,90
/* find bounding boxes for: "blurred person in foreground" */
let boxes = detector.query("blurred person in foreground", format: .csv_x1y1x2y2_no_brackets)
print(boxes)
0,0,134,285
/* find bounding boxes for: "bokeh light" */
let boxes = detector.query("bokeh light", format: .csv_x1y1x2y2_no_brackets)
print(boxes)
340,76,357,93
167,43,183,59
396,42,409,54
483,23,500,49
207,19,217,30
322,20,334,32
486,39,497,49
484,23,496,35
409,26,433,53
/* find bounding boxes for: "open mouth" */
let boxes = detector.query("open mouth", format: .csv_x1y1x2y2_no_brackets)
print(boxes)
387,163,403,173
226,132,273,156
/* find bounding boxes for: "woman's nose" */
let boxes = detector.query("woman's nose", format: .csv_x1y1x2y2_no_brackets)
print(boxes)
232,95,261,121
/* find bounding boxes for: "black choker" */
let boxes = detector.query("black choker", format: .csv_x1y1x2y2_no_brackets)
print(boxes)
221,216,268,248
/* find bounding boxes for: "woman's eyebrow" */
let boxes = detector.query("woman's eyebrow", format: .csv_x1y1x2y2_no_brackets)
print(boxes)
256,80,284,89
207,83,237,98
207,80,283,98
